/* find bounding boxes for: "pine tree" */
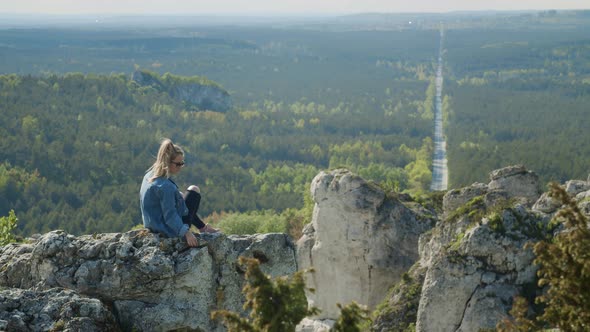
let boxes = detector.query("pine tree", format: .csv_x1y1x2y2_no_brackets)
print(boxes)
212,257,372,332
0,210,18,246
498,182,590,331
533,182,590,331
212,256,319,332
331,302,371,332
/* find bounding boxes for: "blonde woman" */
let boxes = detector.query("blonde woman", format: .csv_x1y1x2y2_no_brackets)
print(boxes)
140,138,218,247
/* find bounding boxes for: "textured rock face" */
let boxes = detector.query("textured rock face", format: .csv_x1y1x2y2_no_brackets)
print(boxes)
488,165,542,205
171,84,232,112
415,166,551,332
0,230,297,331
296,318,334,332
442,182,488,216
532,192,561,214
565,180,590,195
0,288,119,332
366,165,568,332
297,169,434,319
416,207,545,332
4,166,587,332
131,70,232,112
131,70,164,89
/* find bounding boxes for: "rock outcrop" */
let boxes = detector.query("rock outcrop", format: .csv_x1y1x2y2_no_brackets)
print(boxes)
0,288,119,332
297,169,435,319
371,165,569,332
416,204,547,332
3,165,588,332
487,165,542,205
0,230,297,331
132,70,232,112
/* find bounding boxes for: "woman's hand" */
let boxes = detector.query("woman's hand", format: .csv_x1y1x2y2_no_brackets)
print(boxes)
185,231,199,247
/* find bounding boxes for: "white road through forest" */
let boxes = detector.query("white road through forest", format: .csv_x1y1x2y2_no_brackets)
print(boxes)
430,28,448,191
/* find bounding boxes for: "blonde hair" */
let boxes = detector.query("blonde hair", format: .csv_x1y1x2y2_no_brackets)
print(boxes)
148,138,184,182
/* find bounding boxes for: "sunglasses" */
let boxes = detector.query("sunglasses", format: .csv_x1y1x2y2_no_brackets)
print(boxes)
171,161,185,167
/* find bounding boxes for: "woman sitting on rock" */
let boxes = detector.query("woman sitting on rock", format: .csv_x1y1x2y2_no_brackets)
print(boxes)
140,138,219,247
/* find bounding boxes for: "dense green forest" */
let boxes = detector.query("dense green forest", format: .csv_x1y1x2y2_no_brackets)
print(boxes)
443,23,590,185
1,10,590,237
0,71,433,236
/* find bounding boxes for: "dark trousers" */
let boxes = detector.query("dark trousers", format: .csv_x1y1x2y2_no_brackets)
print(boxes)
182,190,206,229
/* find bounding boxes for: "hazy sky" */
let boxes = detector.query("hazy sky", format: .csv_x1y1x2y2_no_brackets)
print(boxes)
1,0,589,15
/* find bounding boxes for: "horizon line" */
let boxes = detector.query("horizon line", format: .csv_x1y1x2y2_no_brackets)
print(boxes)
1,8,588,17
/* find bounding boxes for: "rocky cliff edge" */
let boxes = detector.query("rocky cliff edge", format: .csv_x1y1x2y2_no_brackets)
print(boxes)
2,165,589,332
0,231,296,331
299,165,590,332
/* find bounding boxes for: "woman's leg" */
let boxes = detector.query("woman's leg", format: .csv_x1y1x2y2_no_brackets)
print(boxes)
183,185,220,233
182,187,207,229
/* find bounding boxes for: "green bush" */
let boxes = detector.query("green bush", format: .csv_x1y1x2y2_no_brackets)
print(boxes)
217,211,288,235
0,210,18,246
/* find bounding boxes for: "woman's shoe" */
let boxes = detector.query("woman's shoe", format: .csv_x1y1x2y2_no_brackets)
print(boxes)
199,223,220,234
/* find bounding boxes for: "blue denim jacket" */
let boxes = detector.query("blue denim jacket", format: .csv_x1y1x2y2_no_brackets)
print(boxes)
140,170,189,238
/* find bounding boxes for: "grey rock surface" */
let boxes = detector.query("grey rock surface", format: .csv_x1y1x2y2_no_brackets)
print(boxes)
0,230,297,331
296,318,335,332
0,287,119,332
565,179,590,195
532,192,562,214
442,182,488,216
172,84,232,112
297,169,434,319
488,165,541,205
3,165,584,332
415,167,552,332
131,70,232,112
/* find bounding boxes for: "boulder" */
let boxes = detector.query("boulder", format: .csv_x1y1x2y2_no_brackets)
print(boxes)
296,318,334,332
565,180,590,195
488,165,541,205
532,192,561,214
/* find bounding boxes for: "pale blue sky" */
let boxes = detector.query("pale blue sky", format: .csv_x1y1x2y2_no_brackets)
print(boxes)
1,0,588,15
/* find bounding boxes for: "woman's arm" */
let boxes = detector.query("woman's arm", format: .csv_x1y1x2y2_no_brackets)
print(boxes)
159,184,190,238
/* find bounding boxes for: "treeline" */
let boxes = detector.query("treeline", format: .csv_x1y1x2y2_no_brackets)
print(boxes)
0,27,438,106
0,72,434,236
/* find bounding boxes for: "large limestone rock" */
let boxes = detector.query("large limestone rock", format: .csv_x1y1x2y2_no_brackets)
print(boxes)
370,166,557,332
416,206,546,332
414,166,551,332
0,230,297,331
297,169,434,319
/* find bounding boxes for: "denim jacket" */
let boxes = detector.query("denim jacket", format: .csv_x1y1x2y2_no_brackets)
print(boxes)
140,170,189,238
